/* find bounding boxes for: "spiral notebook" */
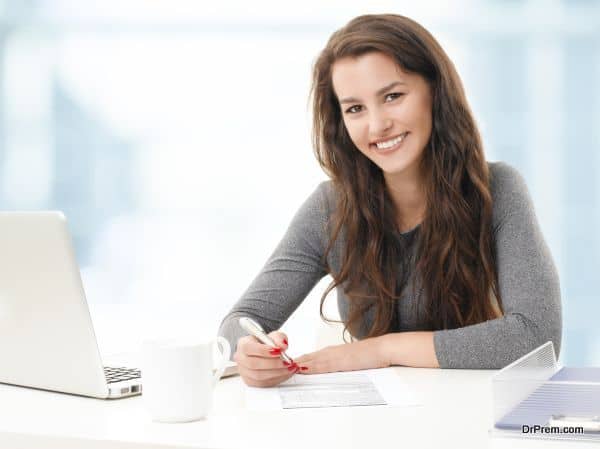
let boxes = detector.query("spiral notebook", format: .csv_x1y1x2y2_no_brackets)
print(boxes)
492,342,600,440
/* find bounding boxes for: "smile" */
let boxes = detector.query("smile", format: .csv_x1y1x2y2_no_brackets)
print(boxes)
371,132,409,153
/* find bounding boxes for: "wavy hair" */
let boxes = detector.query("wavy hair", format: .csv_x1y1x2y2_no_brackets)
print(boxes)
309,14,502,341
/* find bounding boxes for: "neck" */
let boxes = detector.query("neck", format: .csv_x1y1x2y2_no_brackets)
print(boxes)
383,169,427,232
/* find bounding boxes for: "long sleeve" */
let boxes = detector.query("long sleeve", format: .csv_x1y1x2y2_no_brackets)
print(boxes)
433,162,562,368
217,182,331,357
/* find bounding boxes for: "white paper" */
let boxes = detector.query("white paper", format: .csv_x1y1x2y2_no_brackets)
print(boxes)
244,367,421,411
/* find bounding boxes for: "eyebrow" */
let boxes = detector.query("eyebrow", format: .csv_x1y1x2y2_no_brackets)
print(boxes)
339,81,407,105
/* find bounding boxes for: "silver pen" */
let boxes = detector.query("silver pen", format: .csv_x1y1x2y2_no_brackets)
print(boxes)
238,317,294,364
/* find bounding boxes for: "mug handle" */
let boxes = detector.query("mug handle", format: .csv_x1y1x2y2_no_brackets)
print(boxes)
212,336,231,388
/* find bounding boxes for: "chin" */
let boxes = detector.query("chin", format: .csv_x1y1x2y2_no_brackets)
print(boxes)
381,166,409,176
378,159,415,175
377,152,423,178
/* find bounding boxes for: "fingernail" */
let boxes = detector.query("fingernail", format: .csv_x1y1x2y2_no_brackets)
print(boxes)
282,361,291,366
269,348,282,355
287,366,297,372
300,366,308,371
283,338,288,346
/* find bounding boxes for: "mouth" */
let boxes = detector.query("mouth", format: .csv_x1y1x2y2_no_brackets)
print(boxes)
370,132,409,154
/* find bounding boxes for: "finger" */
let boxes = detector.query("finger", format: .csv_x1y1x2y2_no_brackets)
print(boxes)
293,353,315,365
240,364,300,386
290,353,313,373
283,366,301,380
237,330,288,351
236,351,298,371
264,364,301,384
291,361,311,373
267,331,289,351
238,335,286,358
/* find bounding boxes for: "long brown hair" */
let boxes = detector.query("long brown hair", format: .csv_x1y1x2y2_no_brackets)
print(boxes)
310,14,502,341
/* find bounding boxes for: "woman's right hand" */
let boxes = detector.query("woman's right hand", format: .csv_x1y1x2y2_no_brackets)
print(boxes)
234,331,301,387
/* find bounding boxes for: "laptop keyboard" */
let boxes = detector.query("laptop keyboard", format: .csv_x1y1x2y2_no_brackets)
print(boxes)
104,366,141,384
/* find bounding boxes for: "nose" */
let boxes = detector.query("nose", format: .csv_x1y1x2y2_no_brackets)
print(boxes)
368,108,393,138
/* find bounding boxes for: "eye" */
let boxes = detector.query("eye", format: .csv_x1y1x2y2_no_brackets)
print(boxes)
345,105,362,114
385,92,404,102
346,92,404,114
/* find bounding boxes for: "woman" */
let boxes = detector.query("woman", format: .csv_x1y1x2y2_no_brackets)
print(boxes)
218,14,562,387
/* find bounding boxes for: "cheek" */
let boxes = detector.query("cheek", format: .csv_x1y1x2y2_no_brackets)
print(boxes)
416,99,433,136
404,110,432,147
343,121,363,147
422,113,433,141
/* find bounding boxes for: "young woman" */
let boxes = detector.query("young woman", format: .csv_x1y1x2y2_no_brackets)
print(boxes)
218,14,562,387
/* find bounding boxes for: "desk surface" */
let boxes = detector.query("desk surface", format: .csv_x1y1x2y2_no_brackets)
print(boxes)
0,367,597,449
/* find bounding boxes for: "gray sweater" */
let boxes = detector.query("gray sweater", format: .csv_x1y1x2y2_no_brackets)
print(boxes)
217,162,562,369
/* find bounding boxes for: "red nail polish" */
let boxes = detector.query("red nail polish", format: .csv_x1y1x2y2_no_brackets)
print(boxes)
300,367,308,371
283,339,288,345
269,348,281,355
287,366,296,371
283,361,291,366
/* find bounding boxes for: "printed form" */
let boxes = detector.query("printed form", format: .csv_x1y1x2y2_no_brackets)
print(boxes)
244,367,421,411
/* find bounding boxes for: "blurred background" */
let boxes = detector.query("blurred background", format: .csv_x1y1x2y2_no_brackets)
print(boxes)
0,0,598,364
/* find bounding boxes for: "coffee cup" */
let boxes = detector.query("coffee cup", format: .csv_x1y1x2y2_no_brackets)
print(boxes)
140,336,230,422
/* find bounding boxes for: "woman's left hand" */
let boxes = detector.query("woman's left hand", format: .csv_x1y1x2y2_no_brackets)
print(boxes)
293,337,389,375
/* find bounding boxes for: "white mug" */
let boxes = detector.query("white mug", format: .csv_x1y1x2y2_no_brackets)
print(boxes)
140,336,231,423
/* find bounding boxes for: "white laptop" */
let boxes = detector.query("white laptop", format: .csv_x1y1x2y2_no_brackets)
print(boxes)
0,212,142,399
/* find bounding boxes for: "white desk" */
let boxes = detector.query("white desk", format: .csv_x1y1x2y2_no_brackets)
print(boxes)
0,367,597,449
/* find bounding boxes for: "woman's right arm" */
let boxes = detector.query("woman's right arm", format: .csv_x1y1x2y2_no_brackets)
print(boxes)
217,181,332,359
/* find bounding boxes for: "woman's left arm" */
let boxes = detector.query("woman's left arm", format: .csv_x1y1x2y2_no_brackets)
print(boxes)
429,163,563,369
294,331,438,374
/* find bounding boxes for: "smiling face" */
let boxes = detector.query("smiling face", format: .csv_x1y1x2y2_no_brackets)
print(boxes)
332,51,433,184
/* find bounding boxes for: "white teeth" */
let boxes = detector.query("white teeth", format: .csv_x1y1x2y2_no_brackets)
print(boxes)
375,133,407,149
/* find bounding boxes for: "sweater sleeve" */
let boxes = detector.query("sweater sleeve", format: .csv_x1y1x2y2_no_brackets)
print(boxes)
216,182,330,358
433,162,562,369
